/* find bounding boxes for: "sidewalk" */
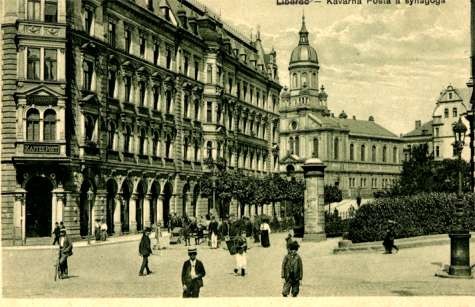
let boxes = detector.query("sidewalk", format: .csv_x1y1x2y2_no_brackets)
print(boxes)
334,232,475,254
2,231,170,251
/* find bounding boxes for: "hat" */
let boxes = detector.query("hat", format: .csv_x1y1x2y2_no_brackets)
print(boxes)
289,241,300,251
144,227,152,233
187,246,197,254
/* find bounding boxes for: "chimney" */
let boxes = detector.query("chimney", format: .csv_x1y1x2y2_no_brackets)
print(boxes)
415,120,421,129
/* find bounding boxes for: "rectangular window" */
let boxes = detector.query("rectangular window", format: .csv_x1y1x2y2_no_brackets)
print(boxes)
153,42,160,65
83,61,93,90
27,0,41,21
228,78,233,94
27,48,40,80
44,0,58,23
124,76,131,102
125,29,132,53
453,108,458,118
207,64,212,83
166,48,172,69
108,22,116,47
84,8,93,35
147,0,154,11
207,101,212,123
153,87,159,110
194,61,199,80
139,35,146,58
444,108,449,118
184,55,189,76
44,49,57,81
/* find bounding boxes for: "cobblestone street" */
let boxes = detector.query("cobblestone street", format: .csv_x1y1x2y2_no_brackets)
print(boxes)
2,233,475,297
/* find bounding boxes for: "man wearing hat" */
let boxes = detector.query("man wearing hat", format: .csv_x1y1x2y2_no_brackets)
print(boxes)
138,227,153,276
281,241,303,297
181,247,206,298
58,228,73,279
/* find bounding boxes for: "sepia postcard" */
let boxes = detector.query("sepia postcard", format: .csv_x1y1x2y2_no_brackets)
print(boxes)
0,0,474,306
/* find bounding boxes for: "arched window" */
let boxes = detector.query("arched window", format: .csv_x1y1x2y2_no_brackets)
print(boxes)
165,91,172,113
26,109,40,141
295,136,300,156
194,140,200,161
165,134,172,158
152,131,160,157
183,137,189,160
371,145,376,162
84,115,96,142
124,126,132,153
107,122,115,150
153,86,160,110
292,73,298,88
108,67,117,98
361,145,366,161
206,141,212,159
313,138,319,158
334,138,339,160
139,128,146,155
350,144,354,161
43,109,56,141
382,146,387,162
393,146,398,163
301,72,308,87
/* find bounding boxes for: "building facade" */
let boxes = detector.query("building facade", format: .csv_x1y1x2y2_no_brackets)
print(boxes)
1,0,281,245
279,17,403,199
403,85,471,162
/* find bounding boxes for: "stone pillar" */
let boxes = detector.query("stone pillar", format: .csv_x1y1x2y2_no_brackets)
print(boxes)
14,189,26,245
129,194,138,233
114,195,122,235
65,192,81,240
53,187,66,224
95,190,107,222
157,195,164,226
144,194,151,228
302,158,326,242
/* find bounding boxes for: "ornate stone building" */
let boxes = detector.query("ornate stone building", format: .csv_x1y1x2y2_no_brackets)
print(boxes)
403,85,471,162
1,0,281,245
279,16,403,198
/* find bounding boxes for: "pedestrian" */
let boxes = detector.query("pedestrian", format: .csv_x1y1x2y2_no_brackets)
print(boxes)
100,219,108,241
281,241,303,297
138,227,153,276
208,216,219,249
52,222,61,245
94,219,101,241
383,220,399,254
252,217,260,243
233,233,247,277
59,221,65,230
58,228,73,279
285,232,293,253
154,221,162,250
183,218,191,246
196,221,204,245
181,247,206,298
260,218,271,248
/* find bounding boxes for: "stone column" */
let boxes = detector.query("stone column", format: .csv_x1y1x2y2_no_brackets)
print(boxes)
114,195,122,235
157,195,164,226
65,192,81,240
53,187,66,224
95,190,107,222
302,158,326,242
144,194,151,228
129,194,137,233
14,189,26,245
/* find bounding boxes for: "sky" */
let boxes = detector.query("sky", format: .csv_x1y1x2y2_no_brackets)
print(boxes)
199,0,471,135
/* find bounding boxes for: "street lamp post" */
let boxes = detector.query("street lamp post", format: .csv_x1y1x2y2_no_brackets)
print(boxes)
447,118,472,278
86,189,94,245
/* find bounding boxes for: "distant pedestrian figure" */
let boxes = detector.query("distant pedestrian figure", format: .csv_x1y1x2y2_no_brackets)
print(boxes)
252,218,260,243
260,219,271,248
138,227,153,276
52,222,61,245
285,232,293,253
94,219,101,241
58,228,73,279
233,234,247,276
208,216,219,249
281,241,303,297
383,220,399,254
100,219,108,241
181,247,206,298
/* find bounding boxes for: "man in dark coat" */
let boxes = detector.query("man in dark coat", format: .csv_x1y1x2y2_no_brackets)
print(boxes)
52,222,61,245
383,220,399,254
138,227,153,276
281,241,303,297
58,228,73,279
181,247,206,298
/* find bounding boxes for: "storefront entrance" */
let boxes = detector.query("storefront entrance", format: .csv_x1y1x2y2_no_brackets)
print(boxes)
25,176,53,237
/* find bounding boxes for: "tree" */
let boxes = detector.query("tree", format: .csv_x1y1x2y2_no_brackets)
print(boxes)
324,184,343,211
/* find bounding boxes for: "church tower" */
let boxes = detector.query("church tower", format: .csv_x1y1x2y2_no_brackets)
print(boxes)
283,15,327,112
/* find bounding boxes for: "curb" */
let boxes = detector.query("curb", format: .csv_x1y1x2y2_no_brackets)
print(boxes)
2,233,171,251
333,234,475,254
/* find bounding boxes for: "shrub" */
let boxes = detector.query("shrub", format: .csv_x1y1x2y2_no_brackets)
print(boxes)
348,192,475,243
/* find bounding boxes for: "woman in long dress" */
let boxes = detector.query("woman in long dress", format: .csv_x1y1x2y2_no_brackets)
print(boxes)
260,220,271,248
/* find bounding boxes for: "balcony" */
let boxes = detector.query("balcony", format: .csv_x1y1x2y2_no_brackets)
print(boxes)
137,154,149,165
123,152,135,163
138,106,149,117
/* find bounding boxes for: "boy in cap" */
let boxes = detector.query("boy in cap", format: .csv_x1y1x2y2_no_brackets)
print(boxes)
281,241,303,297
138,227,153,276
181,247,206,298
